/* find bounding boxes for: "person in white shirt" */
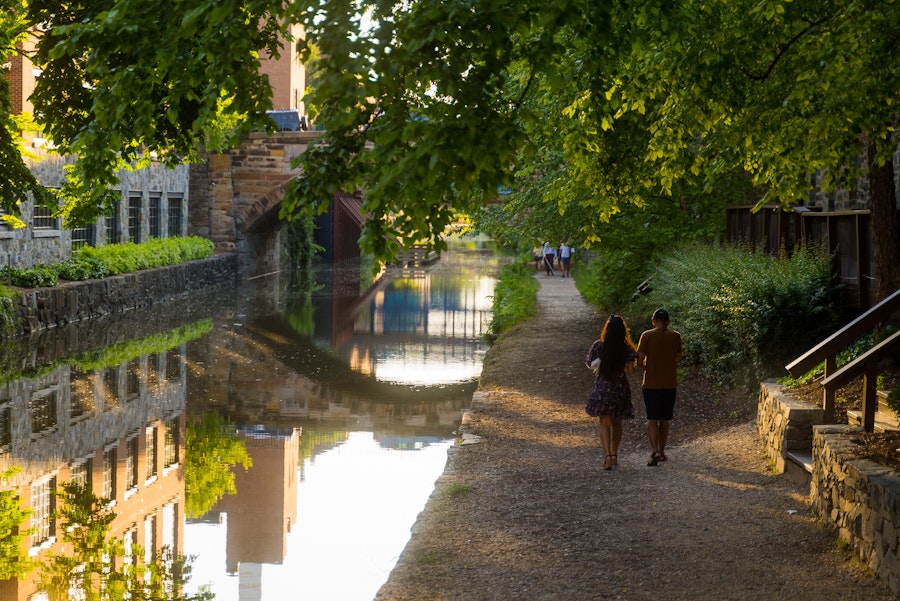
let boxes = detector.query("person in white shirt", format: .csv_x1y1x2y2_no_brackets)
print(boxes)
558,243,572,277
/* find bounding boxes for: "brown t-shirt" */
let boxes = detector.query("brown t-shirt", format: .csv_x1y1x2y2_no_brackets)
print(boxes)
637,327,682,389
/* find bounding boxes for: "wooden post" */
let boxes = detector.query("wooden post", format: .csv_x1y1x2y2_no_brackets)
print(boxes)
862,360,878,432
823,355,837,424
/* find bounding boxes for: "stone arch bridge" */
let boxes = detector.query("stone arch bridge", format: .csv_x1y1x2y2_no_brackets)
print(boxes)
187,131,365,278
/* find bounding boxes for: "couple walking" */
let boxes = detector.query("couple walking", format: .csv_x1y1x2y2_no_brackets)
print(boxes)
584,308,682,470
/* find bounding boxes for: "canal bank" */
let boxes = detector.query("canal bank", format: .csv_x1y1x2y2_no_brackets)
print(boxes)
375,274,894,600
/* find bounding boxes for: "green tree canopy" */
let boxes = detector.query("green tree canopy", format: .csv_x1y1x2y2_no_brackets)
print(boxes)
289,0,899,288
0,0,895,288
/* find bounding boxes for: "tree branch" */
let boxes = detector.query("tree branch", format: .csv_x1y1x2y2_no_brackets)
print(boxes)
746,14,834,82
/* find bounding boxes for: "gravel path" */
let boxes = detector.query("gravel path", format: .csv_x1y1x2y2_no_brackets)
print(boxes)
375,273,896,600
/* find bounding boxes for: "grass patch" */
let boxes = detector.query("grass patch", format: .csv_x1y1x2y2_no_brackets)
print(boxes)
447,483,473,496
485,261,539,344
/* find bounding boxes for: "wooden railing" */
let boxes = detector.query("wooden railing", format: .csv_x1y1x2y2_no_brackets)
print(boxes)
785,288,900,430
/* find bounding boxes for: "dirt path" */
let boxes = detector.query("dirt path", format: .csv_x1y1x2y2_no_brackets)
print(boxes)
375,273,895,600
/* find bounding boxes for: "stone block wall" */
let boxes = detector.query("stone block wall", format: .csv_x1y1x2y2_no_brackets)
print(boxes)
758,380,824,471
811,425,900,595
6,254,237,337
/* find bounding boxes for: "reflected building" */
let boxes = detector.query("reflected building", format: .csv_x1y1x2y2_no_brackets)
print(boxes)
200,426,299,601
0,346,188,601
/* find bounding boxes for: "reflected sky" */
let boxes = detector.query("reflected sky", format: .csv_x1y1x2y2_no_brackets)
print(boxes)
185,433,452,601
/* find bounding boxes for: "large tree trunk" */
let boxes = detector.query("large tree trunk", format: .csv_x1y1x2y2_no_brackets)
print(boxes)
867,140,900,300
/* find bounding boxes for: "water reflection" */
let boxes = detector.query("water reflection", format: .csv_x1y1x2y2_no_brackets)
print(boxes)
0,313,207,601
0,238,504,601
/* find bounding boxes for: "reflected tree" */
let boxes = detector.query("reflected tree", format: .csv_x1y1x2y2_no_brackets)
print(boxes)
0,467,32,580
184,412,253,519
41,481,212,601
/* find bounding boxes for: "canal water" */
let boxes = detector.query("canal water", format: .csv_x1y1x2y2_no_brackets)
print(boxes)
0,237,504,601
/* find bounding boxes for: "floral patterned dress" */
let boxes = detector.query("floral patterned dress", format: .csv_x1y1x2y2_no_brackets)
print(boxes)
585,340,636,419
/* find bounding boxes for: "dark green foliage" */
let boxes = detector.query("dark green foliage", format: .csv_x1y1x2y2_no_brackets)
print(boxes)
486,261,539,344
55,255,107,281
642,243,842,386
0,285,18,336
1,264,58,288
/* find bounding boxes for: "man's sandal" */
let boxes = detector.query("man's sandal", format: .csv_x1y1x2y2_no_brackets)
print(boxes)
647,452,662,467
604,454,616,470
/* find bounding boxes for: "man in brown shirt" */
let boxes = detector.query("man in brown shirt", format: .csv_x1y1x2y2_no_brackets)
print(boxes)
636,308,682,467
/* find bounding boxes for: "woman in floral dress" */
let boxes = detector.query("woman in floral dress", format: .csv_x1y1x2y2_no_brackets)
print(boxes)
585,314,637,470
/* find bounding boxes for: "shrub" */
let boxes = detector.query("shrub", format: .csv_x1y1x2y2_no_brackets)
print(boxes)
0,285,16,336
74,237,214,276
0,265,58,288
55,256,108,281
640,242,842,386
486,260,539,344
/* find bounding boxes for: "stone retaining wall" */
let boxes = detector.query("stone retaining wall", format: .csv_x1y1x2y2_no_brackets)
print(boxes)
811,425,900,595
757,380,824,471
5,253,237,337
758,380,900,594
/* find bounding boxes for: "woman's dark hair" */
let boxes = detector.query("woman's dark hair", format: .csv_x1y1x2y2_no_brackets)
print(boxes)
598,314,636,379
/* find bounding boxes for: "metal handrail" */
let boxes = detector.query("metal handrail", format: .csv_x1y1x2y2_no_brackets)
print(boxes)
784,288,900,430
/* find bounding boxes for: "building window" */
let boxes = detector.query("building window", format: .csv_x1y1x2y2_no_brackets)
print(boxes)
30,477,56,548
0,404,10,450
71,224,95,249
164,418,178,467
165,349,182,383
70,368,96,418
125,437,138,491
149,195,161,238
162,502,177,550
124,528,138,574
33,203,58,230
144,513,157,559
30,389,58,435
70,459,92,488
103,366,120,406
167,196,183,237
105,202,121,245
127,194,142,243
126,357,142,401
102,447,116,501
145,426,157,480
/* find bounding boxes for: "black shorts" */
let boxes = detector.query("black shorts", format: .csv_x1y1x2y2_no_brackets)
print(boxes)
643,388,676,420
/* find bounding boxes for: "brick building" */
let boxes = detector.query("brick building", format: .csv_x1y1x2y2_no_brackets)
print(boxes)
1,27,307,270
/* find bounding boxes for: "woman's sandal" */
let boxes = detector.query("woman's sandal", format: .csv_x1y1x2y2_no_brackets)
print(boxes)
659,452,667,462
647,451,662,467
604,454,616,470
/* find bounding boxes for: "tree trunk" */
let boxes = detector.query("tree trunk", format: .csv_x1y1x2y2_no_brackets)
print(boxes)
866,140,900,300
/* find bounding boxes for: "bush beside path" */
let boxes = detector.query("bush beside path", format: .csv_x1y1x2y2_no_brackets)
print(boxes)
375,273,894,600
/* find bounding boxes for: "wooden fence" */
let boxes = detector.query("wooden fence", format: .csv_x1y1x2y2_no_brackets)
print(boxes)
726,205,875,309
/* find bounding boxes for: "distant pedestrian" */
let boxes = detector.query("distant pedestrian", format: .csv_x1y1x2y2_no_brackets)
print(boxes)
585,314,637,470
542,242,556,276
559,242,572,277
533,243,543,271
636,308,682,467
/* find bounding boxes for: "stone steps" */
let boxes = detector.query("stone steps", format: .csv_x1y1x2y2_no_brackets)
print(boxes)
846,389,900,432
